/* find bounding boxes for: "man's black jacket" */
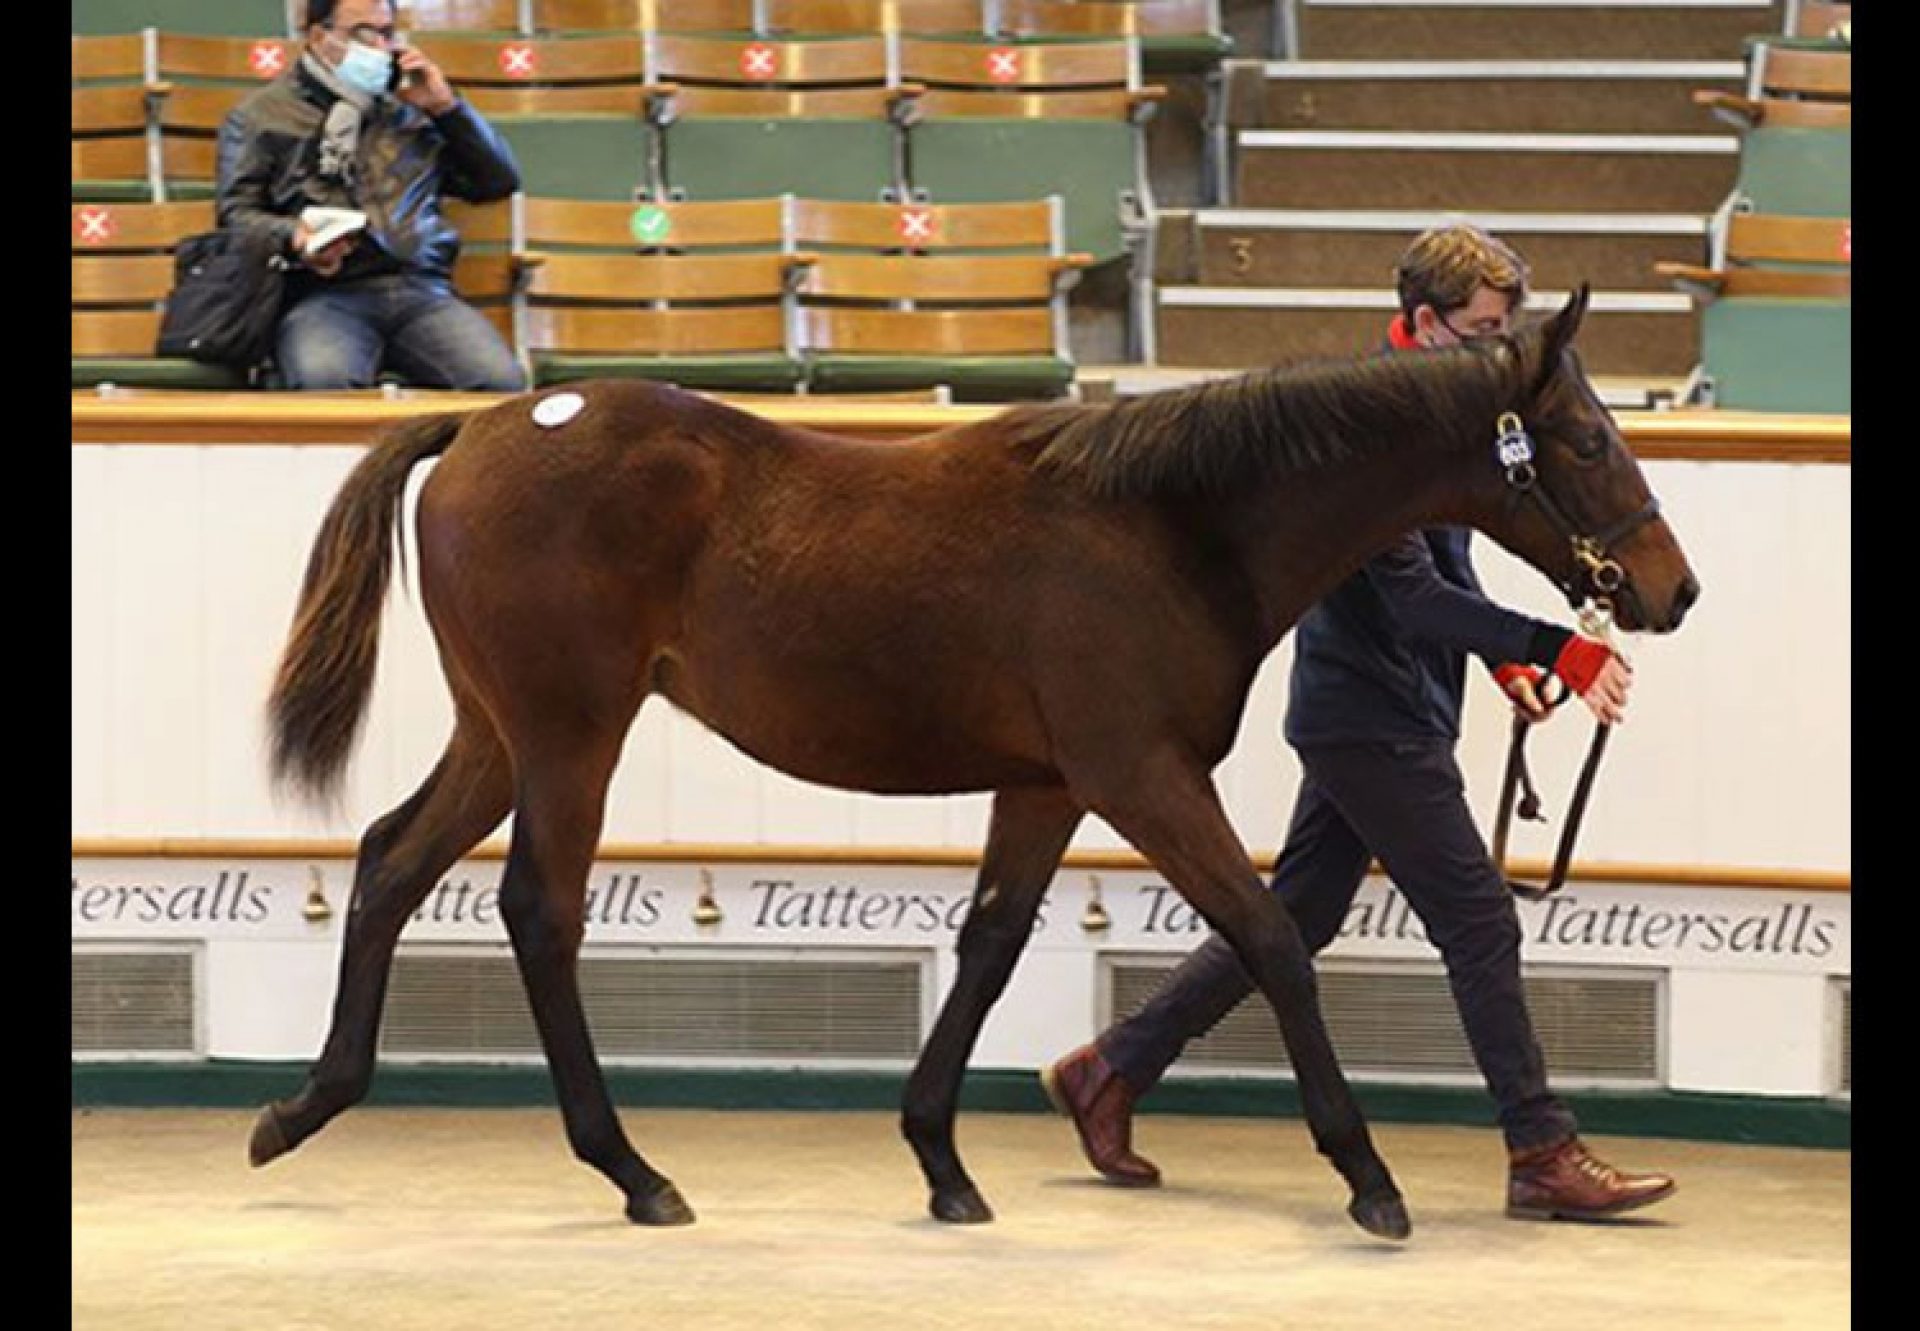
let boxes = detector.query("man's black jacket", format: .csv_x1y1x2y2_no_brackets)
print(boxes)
215,59,520,285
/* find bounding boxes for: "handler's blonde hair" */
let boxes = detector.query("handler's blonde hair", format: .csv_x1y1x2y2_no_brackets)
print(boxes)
1394,222,1530,321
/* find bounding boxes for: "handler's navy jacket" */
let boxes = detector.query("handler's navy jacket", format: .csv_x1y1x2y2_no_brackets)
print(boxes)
1282,322,1555,748
1282,527,1546,747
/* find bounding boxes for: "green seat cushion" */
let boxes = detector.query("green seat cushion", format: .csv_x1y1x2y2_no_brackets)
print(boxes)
71,179,154,202
71,180,216,203
1743,34,1851,54
492,117,651,199
1139,34,1236,73
907,120,1137,263
661,120,900,203
532,353,804,391
1700,296,1850,414
1735,127,1850,217
804,353,1074,400
72,0,291,36
72,358,252,390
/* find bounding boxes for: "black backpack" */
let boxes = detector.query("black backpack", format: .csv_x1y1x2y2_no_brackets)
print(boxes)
155,226,291,370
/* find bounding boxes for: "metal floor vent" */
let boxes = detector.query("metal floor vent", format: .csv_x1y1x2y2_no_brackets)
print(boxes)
71,947,198,1055
381,948,927,1063
1106,957,1662,1086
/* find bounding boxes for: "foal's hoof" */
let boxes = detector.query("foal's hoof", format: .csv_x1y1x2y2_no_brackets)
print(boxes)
248,1105,292,1169
930,1185,995,1225
1348,1191,1412,1242
627,1181,697,1227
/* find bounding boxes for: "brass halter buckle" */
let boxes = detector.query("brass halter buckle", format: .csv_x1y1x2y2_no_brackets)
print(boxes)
1571,535,1626,598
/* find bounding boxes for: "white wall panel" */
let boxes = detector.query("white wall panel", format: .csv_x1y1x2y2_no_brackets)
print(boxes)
201,448,310,836
73,447,110,830
604,698,674,841
70,446,1850,878
104,447,207,833
1668,969,1830,1096
666,706,766,841
941,793,993,850
1469,459,1848,872
203,939,339,1058
850,791,954,848
760,767,859,845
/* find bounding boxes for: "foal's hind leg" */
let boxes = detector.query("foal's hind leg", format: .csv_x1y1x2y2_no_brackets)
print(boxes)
496,735,693,1226
1083,752,1409,1241
902,786,1083,1224
251,711,513,1167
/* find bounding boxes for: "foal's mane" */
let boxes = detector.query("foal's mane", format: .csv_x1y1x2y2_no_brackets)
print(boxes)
1012,330,1531,501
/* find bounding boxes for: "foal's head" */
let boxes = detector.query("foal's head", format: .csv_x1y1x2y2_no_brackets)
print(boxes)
1486,286,1701,634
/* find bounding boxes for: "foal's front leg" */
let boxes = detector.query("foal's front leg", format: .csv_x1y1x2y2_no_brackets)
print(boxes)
1088,752,1410,1241
902,786,1083,1223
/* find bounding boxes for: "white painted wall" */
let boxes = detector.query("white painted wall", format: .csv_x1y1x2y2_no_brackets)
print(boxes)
70,445,1850,873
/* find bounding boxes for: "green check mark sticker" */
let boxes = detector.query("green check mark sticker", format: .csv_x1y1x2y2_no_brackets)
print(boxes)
631,206,672,245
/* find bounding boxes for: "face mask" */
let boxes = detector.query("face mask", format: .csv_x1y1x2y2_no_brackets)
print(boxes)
332,39,392,98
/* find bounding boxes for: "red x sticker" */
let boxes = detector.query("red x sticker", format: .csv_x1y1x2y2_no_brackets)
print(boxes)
986,47,1021,83
74,206,117,245
248,41,287,77
499,44,537,78
741,43,778,80
897,207,936,244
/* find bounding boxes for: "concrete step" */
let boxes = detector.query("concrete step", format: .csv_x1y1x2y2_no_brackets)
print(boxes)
1232,129,1740,211
1289,0,1785,61
1154,286,1700,377
1166,208,1709,291
1251,59,1745,133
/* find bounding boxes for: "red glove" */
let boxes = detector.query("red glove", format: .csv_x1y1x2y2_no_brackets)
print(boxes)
1492,663,1542,695
1551,634,1615,696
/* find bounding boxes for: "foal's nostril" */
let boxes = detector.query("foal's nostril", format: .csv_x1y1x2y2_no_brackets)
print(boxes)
1667,575,1701,629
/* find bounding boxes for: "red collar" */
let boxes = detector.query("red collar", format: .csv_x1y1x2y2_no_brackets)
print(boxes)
1387,314,1422,351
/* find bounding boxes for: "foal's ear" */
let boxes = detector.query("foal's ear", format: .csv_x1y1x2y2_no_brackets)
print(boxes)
1531,282,1590,391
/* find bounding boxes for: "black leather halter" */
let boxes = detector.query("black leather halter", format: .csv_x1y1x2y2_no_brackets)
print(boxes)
1487,412,1653,901
1493,411,1663,612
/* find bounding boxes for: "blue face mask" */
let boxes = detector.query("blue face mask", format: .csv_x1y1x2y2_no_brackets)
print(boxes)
333,39,392,99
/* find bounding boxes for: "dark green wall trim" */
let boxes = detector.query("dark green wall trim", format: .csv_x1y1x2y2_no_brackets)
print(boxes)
71,1061,1850,1151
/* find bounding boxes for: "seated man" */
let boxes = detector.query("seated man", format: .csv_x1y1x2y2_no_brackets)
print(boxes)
216,0,526,392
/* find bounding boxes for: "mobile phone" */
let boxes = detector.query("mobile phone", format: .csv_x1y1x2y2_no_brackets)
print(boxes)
387,35,411,92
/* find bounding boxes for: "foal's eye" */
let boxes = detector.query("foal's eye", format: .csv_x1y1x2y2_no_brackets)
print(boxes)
1572,430,1610,462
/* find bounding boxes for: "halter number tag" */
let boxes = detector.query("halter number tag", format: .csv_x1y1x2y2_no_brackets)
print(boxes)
1495,412,1533,469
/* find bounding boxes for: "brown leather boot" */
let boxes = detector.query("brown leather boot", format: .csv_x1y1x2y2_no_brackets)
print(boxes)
1040,1044,1161,1187
1507,1136,1677,1221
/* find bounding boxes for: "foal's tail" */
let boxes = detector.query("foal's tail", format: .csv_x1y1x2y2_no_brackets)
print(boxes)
267,411,469,806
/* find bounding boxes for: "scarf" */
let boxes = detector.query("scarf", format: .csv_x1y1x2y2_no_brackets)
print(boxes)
299,50,378,194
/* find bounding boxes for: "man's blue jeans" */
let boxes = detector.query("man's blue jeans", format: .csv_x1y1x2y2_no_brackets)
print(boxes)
1097,738,1580,1153
275,271,525,392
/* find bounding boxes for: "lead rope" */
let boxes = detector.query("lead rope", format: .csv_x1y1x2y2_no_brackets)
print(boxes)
1494,603,1623,901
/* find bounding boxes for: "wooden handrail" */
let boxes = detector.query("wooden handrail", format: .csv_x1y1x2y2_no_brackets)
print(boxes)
68,393,1854,461
68,838,1849,893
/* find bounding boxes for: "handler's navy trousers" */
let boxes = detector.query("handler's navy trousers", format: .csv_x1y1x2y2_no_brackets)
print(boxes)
1098,737,1580,1153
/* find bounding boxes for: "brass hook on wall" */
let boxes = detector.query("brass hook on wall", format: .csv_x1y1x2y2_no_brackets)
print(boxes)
692,868,723,927
1081,874,1111,933
302,865,333,923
